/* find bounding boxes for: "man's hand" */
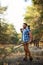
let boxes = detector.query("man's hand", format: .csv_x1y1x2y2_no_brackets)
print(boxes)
20,28,23,32
29,39,32,43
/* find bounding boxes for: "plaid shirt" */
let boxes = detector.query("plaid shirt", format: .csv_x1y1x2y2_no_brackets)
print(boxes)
22,28,30,43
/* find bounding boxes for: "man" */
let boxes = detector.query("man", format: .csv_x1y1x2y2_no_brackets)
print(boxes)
20,23,33,61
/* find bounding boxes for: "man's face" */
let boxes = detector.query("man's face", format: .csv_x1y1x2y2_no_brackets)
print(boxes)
23,24,26,29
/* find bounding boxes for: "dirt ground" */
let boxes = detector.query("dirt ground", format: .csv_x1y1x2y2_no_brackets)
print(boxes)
0,43,43,65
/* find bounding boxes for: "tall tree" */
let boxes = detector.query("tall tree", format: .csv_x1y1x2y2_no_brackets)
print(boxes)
0,6,19,44
32,0,43,40
24,0,43,44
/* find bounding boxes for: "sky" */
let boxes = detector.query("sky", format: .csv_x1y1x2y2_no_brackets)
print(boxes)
0,0,32,33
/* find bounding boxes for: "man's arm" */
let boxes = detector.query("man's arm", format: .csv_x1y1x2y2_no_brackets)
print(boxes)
29,31,33,42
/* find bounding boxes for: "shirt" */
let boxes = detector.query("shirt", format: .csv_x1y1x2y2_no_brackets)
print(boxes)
22,28,30,42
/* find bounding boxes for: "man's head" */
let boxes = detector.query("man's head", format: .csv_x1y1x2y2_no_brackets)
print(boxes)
23,23,27,29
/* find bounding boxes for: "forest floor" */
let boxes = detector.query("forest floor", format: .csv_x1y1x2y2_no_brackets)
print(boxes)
0,43,43,65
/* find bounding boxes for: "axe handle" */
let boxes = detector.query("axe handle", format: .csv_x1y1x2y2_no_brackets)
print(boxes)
13,44,23,49
13,42,31,49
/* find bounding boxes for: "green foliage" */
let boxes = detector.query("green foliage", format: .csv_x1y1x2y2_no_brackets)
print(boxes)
24,0,43,41
32,0,43,5
0,22,19,44
0,6,19,44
